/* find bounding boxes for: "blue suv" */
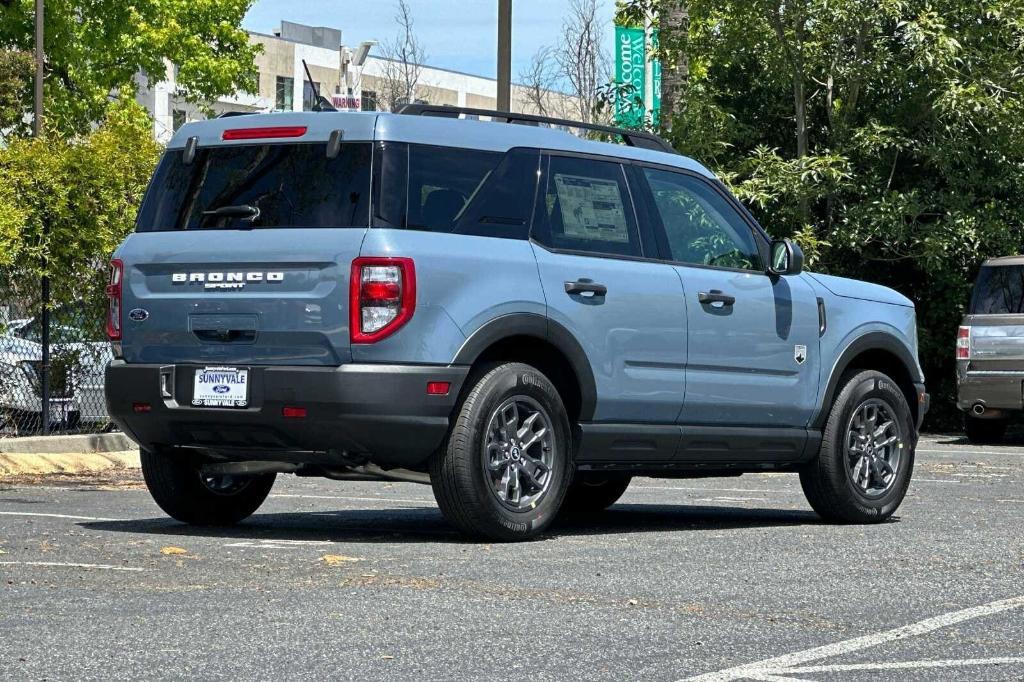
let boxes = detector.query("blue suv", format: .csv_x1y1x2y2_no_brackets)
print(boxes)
105,105,928,540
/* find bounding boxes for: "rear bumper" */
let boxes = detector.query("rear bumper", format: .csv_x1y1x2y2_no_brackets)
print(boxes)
105,360,468,468
956,372,1023,414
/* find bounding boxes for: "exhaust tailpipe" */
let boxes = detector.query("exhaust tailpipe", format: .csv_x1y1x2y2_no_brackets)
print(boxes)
973,403,986,415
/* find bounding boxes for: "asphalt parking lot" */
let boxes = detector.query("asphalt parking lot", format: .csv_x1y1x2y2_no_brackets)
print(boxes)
1,434,1022,681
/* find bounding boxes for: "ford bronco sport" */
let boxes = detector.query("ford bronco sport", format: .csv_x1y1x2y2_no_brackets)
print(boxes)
105,105,928,541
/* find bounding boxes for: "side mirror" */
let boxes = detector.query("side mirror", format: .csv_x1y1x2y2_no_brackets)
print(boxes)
769,238,804,276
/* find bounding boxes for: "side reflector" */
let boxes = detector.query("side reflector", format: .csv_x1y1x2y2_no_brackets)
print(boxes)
132,402,151,413
282,406,307,418
222,126,308,141
426,382,451,396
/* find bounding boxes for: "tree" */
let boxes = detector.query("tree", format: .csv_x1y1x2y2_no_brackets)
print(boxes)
558,0,611,123
0,0,260,135
524,0,610,123
518,46,559,116
0,99,161,323
0,49,32,137
618,0,1024,425
657,0,689,128
377,0,427,111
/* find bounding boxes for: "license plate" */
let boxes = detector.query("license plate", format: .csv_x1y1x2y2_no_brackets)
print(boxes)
192,367,248,407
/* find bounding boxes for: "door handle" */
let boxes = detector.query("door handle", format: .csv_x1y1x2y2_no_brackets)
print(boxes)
698,290,735,306
564,280,608,297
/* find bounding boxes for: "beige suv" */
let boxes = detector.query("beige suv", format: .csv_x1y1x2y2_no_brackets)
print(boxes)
957,256,1024,443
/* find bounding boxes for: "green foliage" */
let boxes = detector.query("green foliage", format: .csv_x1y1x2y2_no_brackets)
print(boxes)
0,98,160,327
0,0,259,134
0,49,33,135
616,0,1024,426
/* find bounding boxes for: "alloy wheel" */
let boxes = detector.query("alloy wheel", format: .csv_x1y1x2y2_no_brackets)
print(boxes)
845,398,903,498
482,395,556,511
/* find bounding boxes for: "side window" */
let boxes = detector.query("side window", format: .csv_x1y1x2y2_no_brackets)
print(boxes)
642,167,762,270
372,143,536,239
532,155,642,258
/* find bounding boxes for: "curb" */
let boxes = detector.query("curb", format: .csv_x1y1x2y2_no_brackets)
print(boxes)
0,432,136,455
0,450,140,477
0,433,141,478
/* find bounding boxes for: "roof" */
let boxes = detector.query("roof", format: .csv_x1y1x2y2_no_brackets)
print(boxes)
983,256,1024,266
168,111,715,178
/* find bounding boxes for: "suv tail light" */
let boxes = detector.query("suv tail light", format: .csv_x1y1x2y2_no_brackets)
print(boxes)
106,259,124,340
350,257,416,343
956,325,971,359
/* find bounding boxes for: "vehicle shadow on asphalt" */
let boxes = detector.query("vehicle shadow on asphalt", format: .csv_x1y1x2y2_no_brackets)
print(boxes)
79,503,827,544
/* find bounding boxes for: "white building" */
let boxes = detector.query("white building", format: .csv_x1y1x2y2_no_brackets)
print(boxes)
137,20,576,144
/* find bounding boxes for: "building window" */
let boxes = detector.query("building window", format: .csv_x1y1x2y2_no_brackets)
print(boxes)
303,80,321,111
361,90,378,111
172,109,187,132
275,76,294,111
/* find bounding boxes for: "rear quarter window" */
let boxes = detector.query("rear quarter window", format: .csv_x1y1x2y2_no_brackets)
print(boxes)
372,143,538,239
135,142,372,231
970,264,1024,314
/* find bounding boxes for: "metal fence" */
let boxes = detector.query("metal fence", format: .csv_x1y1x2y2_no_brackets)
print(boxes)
1,298,114,438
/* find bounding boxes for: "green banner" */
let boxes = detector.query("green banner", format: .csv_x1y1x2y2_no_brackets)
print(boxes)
614,24,661,127
614,25,646,128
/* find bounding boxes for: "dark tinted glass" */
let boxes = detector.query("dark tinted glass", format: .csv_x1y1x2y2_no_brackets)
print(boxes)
642,168,762,270
372,144,536,239
135,143,372,231
971,265,1024,314
531,155,642,257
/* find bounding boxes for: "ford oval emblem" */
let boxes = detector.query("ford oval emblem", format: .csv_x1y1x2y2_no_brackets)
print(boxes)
128,308,149,322
212,385,230,394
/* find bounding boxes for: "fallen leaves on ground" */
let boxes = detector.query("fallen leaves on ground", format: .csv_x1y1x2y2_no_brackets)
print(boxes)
160,546,188,556
320,554,362,566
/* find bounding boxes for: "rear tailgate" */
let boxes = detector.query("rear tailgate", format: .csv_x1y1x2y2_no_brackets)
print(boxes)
116,229,364,365
116,122,375,367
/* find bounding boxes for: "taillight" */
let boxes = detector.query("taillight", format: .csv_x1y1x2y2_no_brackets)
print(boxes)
956,325,971,359
106,259,123,340
350,257,416,343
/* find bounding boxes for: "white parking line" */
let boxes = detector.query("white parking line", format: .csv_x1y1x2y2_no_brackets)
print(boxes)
918,447,1024,457
632,486,797,494
224,539,336,549
0,511,122,522
0,561,145,572
269,493,436,505
683,594,1024,681
785,657,1024,674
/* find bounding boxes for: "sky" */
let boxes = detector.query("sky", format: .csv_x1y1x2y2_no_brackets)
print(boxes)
243,0,616,82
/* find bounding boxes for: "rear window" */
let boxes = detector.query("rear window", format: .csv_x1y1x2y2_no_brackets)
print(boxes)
970,264,1024,314
135,142,372,231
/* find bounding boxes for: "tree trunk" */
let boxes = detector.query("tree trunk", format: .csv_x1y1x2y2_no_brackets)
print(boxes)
658,0,688,130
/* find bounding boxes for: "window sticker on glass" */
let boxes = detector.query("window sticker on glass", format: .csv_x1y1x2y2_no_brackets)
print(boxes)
553,174,629,243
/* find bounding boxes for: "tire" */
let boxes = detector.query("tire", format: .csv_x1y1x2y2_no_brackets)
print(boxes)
800,370,915,523
560,474,631,515
963,414,1007,445
430,362,573,541
141,448,276,526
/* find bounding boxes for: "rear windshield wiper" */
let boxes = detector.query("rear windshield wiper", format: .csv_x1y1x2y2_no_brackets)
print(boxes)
202,204,261,223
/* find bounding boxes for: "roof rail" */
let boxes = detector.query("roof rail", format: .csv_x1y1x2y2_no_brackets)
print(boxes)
396,104,677,154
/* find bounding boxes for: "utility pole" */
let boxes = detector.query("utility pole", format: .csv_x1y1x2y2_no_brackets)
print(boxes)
34,0,50,435
496,0,511,112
